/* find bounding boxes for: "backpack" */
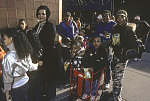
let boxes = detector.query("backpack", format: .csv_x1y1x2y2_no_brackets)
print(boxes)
126,39,145,59
120,25,142,59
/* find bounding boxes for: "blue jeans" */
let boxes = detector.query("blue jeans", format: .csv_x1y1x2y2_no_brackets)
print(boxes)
12,82,29,101
85,79,99,96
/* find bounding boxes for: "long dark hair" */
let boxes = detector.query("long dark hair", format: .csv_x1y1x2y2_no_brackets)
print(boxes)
4,28,33,59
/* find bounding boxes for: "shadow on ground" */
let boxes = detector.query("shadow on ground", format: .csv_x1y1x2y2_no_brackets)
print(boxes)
127,52,150,75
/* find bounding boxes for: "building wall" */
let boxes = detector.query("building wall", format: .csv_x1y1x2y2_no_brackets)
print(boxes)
0,0,62,29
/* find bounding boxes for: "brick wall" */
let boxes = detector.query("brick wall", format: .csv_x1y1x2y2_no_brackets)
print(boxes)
0,0,62,29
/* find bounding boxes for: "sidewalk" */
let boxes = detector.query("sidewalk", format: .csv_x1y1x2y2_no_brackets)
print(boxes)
52,52,150,101
122,67,150,101
122,52,150,101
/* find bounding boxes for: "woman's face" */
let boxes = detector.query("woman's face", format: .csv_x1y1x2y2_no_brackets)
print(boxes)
38,9,47,22
19,21,27,30
93,37,102,49
4,34,13,46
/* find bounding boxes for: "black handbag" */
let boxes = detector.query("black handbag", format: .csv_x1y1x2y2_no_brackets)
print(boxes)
137,39,145,52
126,39,145,59
27,30,43,63
126,48,138,59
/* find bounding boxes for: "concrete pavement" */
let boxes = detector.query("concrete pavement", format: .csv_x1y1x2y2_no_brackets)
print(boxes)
122,52,150,101
52,52,150,101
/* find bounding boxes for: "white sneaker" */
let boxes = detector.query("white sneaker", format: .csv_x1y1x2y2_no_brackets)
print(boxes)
105,84,110,89
90,95,96,101
113,95,122,101
134,58,138,61
134,58,142,61
76,98,82,101
81,94,88,100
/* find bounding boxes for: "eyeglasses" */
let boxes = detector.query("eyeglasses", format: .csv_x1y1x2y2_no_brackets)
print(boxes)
38,13,46,15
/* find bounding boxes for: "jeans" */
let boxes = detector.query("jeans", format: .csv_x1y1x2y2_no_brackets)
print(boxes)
85,79,99,96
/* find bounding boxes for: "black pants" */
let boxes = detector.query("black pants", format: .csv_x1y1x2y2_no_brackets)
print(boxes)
40,68,57,101
145,37,150,53
105,60,112,84
28,70,41,101
0,76,6,101
12,82,29,101
62,47,71,62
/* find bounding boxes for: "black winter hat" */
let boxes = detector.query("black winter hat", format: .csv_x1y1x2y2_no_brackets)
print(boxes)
117,10,128,17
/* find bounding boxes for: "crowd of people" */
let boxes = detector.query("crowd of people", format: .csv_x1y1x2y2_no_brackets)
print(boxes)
0,5,150,101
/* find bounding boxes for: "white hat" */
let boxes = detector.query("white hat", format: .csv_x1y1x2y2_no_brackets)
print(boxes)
134,16,140,21
97,14,102,20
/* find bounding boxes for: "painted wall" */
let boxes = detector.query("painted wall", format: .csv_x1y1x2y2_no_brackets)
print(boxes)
0,0,62,29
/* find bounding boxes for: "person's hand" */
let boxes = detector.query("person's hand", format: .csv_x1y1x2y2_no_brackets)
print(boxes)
104,31,109,35
38,61,43,67
71,52,75,58
88,68,94,72
66,42,71,48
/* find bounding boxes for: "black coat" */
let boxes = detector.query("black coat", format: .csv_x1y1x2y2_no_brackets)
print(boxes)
112,24,137,61
33,21,58,82
135,21,150,44
82,46,108,79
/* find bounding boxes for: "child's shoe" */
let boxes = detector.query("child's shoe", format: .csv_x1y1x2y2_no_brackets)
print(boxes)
90,95,96,101
81,94,88,100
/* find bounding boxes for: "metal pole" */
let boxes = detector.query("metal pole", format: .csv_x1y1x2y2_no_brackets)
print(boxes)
111,0,114,15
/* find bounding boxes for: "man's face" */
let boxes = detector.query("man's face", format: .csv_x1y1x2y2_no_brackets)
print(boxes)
103,13,111,23
117,15,126,25
65,16,71,22
93,37,102,49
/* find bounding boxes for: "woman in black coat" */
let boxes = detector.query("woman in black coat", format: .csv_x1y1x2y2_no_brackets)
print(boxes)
32,5,58,101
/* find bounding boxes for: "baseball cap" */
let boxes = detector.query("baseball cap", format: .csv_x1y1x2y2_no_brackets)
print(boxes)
134,16,140,21
65,12,71,17
97,14,102,20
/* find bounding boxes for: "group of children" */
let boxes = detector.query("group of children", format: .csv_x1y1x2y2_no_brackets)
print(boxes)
64,31,108,101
